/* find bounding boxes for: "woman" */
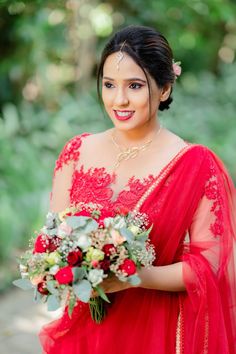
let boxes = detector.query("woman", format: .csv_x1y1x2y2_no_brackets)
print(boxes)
40,25,236,354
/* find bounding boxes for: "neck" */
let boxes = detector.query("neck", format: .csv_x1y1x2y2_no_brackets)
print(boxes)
113,119,161,146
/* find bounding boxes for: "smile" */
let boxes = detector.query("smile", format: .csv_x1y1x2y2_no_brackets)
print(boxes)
114,110,134,121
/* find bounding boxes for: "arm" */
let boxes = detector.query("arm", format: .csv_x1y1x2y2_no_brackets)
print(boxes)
50,135,82,212
102,194,218,294
138,193,220,292
137,262,185,291
50,160,74,212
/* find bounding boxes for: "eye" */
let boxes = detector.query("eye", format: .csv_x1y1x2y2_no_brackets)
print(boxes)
103,82,114,88
129,82,143,89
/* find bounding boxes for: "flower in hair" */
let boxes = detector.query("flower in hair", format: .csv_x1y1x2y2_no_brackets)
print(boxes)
172,60,182,79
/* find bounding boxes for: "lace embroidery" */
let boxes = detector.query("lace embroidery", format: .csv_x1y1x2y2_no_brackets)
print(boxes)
70,166,156,211
176,300,184,354
70,166,115,205
204,155,224,237
54,133,90,173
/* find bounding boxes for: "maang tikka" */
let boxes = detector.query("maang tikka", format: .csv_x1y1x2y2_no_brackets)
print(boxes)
116,41,126,70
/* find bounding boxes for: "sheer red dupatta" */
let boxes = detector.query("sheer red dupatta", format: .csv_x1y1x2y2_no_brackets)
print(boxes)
139,145,236,354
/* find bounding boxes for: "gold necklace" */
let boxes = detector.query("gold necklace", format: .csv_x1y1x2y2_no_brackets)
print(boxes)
111,126,162,170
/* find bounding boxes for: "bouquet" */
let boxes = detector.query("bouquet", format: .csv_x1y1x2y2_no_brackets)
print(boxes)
14,203,155,323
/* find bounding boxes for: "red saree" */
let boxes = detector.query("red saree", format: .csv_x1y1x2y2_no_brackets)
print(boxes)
40,135,236,354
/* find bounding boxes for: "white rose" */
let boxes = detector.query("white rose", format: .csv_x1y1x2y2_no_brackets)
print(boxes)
76,234,92,250
87,269,104,287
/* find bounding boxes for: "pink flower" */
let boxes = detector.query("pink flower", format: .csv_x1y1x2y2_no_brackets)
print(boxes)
110,229,126,246
173,61,182,78
31,275,44,286
58,221,72,236
91,260,99,268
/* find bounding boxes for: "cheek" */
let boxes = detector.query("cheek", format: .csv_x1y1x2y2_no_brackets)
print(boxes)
102,88,113,108
133,93,149,112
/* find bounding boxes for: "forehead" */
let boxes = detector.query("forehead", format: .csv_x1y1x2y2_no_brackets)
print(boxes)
103,52,146,79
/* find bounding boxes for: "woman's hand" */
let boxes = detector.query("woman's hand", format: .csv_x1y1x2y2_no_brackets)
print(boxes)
94,274,132,296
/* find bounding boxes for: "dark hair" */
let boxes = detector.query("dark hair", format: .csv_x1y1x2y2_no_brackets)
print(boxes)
97,25,175,111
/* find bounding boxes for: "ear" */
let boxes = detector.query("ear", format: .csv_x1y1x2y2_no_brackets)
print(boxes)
160,83,172,102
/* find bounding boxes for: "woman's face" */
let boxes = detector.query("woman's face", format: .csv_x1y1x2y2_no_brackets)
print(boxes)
101,52,169,132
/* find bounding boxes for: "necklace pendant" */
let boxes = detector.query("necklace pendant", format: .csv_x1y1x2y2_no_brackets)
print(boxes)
111,126,162,170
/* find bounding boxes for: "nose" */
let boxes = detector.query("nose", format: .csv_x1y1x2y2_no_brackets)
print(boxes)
114,88,129,107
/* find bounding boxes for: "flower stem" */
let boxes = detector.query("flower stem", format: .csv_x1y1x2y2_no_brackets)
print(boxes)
89,297,106,324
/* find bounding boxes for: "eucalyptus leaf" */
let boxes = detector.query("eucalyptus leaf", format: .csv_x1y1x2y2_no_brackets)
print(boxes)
95,285,110,303
72,267,86,282
120,227,134,243
127,275,141,286
47,294,60,311
46,228,58,236
83,219,99,233
13,278,33,290
135,231,148,242
73,279,92,303
131,240,144,250
46,280,59,295
68,296,76,318
117,274,127,282
66,216,89,229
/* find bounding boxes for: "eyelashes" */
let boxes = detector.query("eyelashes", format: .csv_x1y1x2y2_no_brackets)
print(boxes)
103,82,144,90
103,82,113,89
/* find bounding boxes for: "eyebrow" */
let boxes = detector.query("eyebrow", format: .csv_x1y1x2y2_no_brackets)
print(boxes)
102,76,147,83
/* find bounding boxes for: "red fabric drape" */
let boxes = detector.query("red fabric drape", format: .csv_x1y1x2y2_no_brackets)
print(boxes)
40,142,236,354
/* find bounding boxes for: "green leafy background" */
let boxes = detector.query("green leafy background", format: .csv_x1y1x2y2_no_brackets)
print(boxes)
1,0,236,290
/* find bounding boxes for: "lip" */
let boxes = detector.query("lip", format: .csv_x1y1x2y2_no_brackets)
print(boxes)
113,110,135,121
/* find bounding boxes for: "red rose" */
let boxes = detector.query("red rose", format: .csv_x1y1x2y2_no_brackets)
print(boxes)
67,249,83,266
48,236,61,252
37,282,49,295
99,259,111,272
102,244,116,257
34,234,50,253
55,266,74,284
119,259,136,276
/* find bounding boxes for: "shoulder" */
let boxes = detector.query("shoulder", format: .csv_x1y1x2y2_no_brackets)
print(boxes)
184,143,219,165
184,143,232,183
54,133,91,172
54,130,110,172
